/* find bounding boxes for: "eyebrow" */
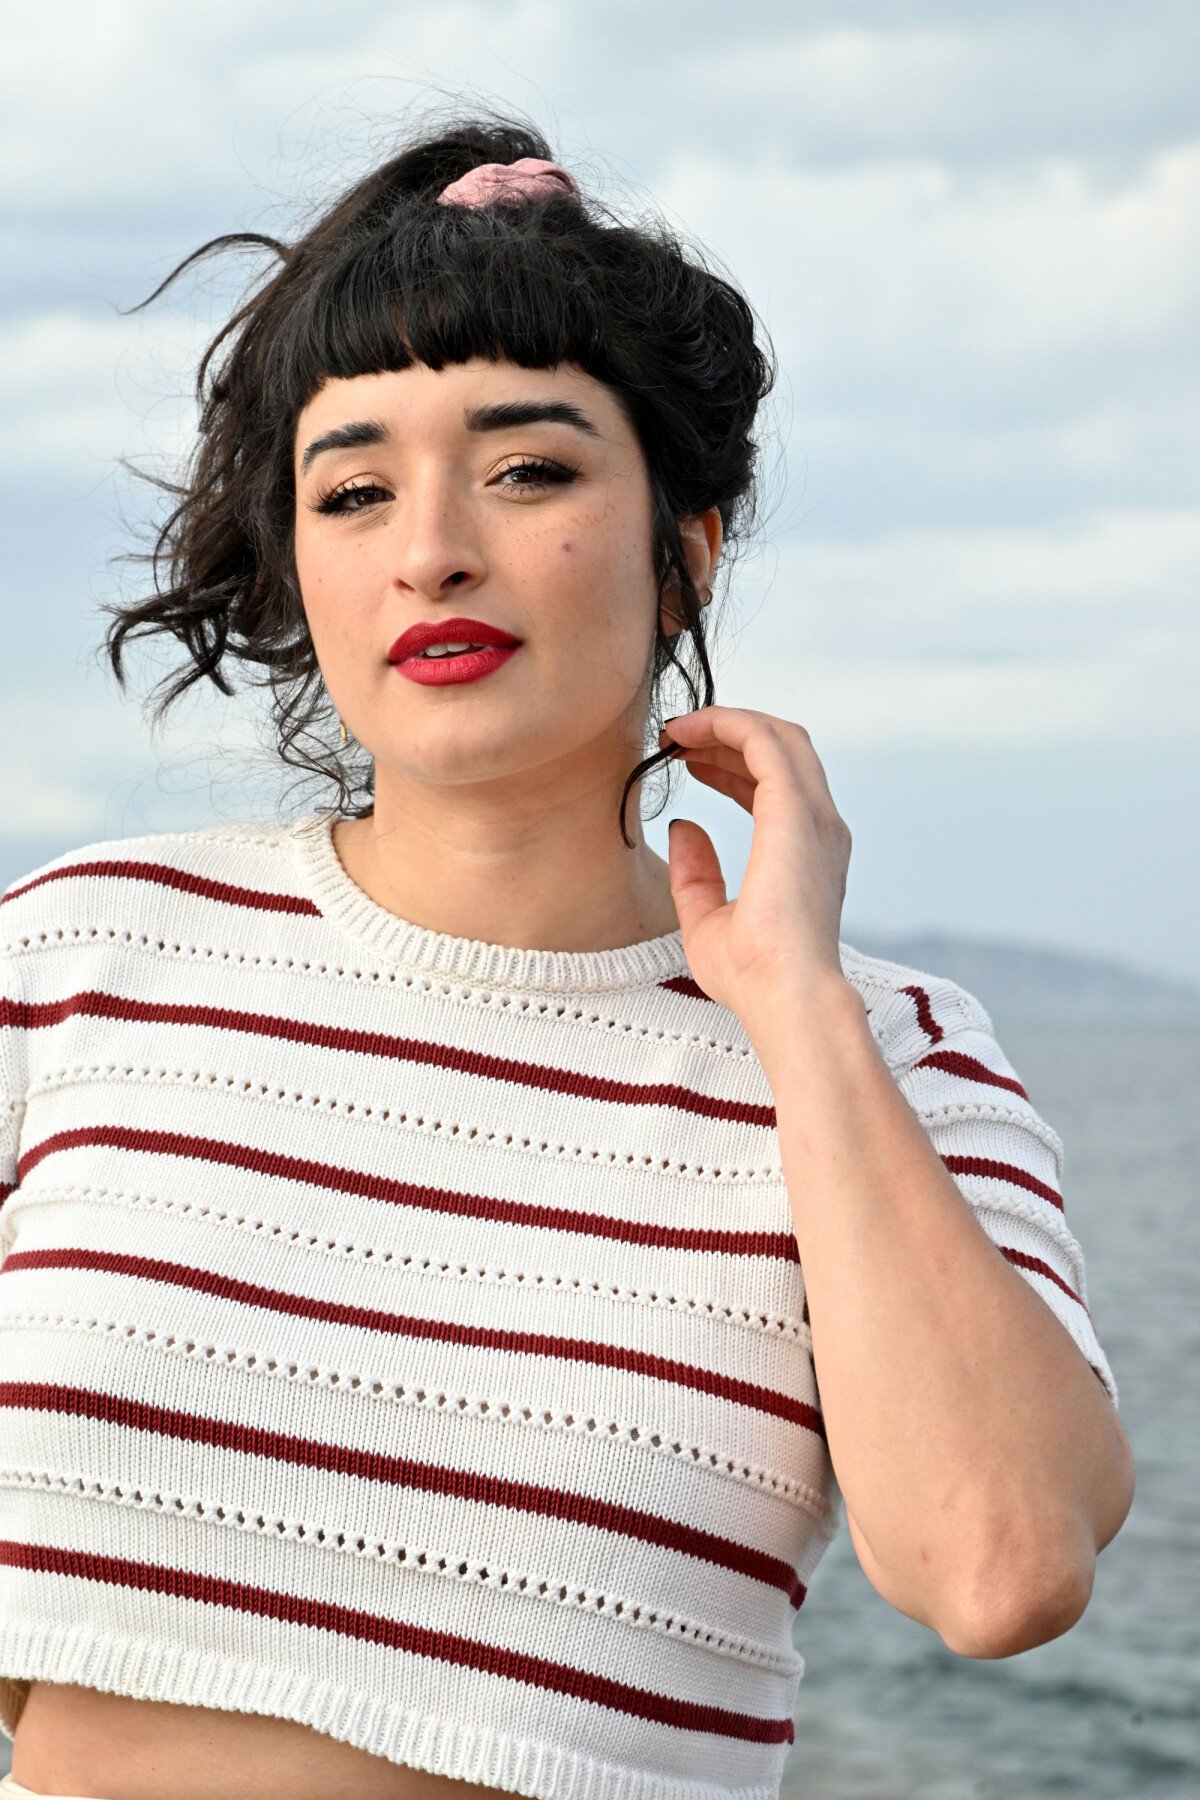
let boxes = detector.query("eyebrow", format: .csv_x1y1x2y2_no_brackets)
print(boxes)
463,400,602,439
299,400,601,477
299,418,388,477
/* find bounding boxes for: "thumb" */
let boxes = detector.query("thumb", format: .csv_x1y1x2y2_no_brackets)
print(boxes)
667,818,728,937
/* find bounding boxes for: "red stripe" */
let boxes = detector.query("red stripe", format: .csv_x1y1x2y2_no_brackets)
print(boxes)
0,859,320,917
0,1248,825,1436
0,1382,805,1606
942,1153,1064,1212
0,1539,793,1742
999,1247,1087,1314
900,985,943,1046
15,1125,800,1263
914,1049,1028,1101
0,1182,13,1207
0,991,774,1129
660,975,714,1002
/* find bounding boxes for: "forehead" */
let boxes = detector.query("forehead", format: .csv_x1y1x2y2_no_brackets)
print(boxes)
294,356,627,441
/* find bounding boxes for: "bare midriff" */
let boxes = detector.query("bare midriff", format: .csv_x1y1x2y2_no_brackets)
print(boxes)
11,1682,511,1800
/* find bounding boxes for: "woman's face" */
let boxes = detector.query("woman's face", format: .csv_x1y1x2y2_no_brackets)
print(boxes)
292,355,716,805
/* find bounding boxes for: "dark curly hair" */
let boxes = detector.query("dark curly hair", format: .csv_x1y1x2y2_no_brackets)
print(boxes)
100,107,778,846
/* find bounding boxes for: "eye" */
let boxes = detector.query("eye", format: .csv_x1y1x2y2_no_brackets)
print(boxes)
310,457,581,515
312,479,390,515
494,457,581,491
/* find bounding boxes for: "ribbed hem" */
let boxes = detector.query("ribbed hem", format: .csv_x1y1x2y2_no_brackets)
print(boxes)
0,1623,781,1800
285,808,691,995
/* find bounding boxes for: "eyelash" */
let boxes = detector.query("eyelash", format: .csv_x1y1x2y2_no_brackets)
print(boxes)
312,457,582,515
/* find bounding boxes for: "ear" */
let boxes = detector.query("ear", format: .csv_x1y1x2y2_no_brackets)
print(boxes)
661,507,725,638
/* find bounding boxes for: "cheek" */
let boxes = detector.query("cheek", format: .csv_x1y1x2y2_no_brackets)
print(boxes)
549,535,620,642
295,531,375,644
293,522,331,603
551,512,653,609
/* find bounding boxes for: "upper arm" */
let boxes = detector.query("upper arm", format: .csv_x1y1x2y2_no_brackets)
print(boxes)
840,974,1130,1645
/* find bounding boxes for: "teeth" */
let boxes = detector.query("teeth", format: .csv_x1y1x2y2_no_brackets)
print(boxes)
418,642,485,658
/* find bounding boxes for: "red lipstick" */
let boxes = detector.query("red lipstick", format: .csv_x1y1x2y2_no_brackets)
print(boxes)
388,616,523,687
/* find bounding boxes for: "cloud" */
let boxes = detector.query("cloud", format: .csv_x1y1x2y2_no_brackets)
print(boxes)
673,14,1200,166
0,2,575,226
720,506,1200,746
656,142,1200,384
0,676,275,838
0,309,210,480
7,6,1198,235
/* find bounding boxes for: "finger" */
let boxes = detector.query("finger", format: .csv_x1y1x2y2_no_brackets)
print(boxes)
666,819,728,935
661,706,838,811
666,739,753,775
678,759,757,813
660,704,781,748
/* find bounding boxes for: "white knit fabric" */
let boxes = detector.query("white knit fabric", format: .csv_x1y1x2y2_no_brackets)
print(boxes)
0,808,1117,1797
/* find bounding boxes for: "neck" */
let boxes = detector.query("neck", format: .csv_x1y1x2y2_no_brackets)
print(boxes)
332,756,679,955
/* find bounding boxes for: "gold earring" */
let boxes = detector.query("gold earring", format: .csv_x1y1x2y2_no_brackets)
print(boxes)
338,716,347,743
665,589,712,625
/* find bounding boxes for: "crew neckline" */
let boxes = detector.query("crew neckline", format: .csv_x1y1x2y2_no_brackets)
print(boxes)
284,807,690,995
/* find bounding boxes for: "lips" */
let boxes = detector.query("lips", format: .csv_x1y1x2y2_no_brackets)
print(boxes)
387,617,523,663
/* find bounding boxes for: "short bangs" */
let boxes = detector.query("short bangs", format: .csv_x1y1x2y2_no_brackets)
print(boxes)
271,196,652,429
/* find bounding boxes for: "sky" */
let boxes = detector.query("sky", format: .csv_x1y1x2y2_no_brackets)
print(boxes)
2,0,1197,982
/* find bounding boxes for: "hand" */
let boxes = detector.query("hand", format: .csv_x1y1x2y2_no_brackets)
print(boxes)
659,705,854,1021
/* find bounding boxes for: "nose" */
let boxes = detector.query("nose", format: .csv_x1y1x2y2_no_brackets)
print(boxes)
386,468,486,601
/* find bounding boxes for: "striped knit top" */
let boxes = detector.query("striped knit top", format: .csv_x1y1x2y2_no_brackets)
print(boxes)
0,808,1117,1800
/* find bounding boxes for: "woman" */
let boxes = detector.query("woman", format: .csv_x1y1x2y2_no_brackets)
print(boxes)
0,115,1133,1800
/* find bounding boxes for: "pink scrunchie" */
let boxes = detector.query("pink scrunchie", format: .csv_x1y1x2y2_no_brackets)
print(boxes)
437,156,581,209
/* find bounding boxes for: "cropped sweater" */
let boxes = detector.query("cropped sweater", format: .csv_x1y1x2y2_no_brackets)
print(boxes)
0,808,1117,1800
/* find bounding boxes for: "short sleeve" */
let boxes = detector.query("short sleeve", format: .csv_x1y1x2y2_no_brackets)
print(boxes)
893,999,1119,1410
0,941,27,1269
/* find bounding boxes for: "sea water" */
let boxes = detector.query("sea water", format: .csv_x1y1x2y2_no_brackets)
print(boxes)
786,1021,1200,1799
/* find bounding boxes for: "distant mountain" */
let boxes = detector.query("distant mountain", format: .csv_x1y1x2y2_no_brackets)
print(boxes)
842,928,1200,1023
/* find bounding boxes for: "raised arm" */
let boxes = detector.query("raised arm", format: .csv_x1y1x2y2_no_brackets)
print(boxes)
659,704,1134,1658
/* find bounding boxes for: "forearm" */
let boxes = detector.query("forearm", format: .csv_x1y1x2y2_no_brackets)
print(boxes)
749,974,1134,1652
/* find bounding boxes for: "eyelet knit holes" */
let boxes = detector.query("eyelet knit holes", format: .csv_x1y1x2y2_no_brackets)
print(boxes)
30,1058,784,1178
8,1177,816,1341
0,1309,833,1520
5,921,761,1060
0,1462,802,1673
